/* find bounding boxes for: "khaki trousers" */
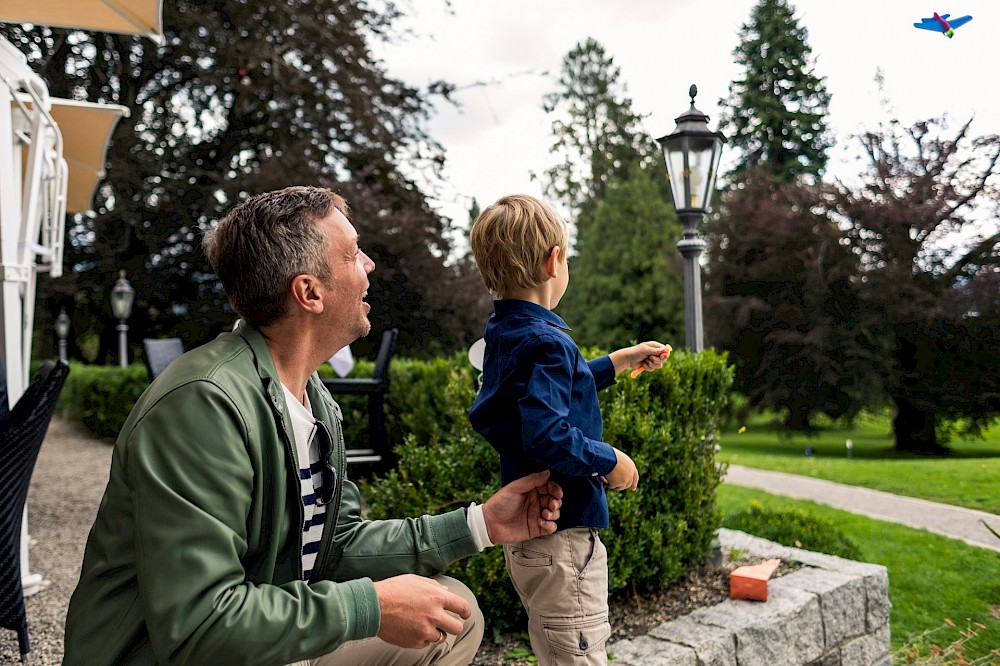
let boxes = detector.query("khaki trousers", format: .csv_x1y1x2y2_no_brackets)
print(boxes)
287,575,484,666
503,528,611,666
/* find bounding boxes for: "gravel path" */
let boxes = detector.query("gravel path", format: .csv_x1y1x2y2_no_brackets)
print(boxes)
1,416,113,664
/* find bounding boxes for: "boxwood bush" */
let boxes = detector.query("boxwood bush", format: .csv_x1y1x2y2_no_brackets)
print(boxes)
722,500,862,560
57,362,149,438
360,348,733,630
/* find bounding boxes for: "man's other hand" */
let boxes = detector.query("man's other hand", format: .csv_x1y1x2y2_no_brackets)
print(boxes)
481,470,563,544
374,575,470,648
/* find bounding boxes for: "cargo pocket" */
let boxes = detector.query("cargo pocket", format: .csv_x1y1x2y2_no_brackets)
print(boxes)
506,545,553,567
541,613,611,665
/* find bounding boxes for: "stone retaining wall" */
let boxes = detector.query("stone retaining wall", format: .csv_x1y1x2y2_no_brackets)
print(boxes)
607,528,891,666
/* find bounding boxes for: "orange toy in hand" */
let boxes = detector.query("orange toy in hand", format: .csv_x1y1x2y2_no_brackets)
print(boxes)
630,345,672,378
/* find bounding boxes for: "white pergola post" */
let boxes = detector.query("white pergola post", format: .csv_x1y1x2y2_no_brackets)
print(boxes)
1,0,156,599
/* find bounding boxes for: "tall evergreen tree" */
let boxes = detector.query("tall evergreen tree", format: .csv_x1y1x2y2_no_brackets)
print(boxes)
719,0,832,183
538,39,684,348
560,164,684,349
538,38,658,221
4,1,487,361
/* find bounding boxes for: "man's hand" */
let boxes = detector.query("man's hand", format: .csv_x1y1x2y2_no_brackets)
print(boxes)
482,470,563,544
373,575,470,648
602,447,639,491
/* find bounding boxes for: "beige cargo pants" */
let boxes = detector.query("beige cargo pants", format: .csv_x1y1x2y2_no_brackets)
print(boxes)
503,528,611,666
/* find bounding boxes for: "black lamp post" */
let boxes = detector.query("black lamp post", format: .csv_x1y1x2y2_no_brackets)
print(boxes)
110,270,135,368
54,308,70,363
657,84,725,352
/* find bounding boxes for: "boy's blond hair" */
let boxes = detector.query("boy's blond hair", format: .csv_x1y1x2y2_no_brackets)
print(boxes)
471,194,568,297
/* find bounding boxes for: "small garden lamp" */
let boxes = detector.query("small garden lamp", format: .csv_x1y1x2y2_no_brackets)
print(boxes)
110,270,135,368
54,308,71,363
657,84,725,352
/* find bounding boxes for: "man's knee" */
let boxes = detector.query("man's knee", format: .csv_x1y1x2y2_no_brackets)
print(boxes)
435,576,484,648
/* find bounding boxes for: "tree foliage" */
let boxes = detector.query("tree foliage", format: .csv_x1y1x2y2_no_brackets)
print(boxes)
538,39,684,348
719,0,832,184
538,38,659,220
559,164,684,349
708,114,1000,451
825,116,1000,451
5,1,488,362
705,174,883,430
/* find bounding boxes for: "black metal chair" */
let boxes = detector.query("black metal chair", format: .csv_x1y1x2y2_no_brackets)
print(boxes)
142,338,185,382
0,359,70,662
322,329,398,467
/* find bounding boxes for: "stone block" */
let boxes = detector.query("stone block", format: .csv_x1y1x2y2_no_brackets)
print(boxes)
862,570,890,632
606,635,697,666
840,624,891,666
688,586,825,666
806,649,841,666
772,568,867,646
648,616,737,666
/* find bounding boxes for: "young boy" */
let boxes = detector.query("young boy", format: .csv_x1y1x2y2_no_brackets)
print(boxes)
468,194,669,666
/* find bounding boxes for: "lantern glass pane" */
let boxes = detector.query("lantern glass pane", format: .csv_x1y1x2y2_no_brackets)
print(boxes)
686,136,716,211
111,289,134,320
665,141,689,209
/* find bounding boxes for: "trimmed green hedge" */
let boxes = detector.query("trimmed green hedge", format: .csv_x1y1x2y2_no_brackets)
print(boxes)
58,362,149,438
721,500,862,560
56,349,733,633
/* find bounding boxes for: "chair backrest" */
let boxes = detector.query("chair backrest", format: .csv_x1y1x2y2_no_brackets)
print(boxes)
143,338,185,382
371,329,398,382
0,359,70,659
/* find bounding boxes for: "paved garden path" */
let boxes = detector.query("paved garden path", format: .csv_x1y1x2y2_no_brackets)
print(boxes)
725,464,1000,553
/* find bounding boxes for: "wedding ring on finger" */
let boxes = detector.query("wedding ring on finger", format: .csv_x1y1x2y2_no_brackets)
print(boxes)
434,630,446,644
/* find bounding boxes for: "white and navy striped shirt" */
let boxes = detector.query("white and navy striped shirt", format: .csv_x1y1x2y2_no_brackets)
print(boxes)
282,385,327,581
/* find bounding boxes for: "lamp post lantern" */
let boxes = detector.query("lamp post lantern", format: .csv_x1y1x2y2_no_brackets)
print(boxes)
54,308,70,362
657,84,725,352
110,270,135,368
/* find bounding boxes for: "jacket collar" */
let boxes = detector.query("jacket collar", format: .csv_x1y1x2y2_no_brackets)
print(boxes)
492,299,571,332
235,319,342,423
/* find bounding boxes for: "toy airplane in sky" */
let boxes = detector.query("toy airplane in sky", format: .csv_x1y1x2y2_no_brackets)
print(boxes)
914,12,973,38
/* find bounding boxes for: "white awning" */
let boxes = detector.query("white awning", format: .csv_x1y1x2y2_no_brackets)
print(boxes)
48,99,128,214
0,0,164,43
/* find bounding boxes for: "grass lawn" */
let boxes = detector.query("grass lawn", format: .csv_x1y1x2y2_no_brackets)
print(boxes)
717,412,1000,514
718,485,1000,661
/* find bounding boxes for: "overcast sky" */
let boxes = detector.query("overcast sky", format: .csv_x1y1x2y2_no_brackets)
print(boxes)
376,0,999,229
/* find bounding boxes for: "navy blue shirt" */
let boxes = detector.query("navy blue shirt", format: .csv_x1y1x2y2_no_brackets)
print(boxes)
469,300,619,529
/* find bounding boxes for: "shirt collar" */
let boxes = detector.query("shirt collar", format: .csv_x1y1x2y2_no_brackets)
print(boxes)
492,299,571,332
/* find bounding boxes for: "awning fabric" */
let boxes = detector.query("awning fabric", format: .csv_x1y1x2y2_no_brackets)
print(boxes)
15,98,128,214
0,1,164,43
49,99,127,214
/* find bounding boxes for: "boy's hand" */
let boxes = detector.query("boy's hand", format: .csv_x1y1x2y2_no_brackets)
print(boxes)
602,447,639,491
610,341,671,376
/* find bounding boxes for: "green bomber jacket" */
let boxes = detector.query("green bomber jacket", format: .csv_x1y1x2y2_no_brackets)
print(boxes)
63,323,478,665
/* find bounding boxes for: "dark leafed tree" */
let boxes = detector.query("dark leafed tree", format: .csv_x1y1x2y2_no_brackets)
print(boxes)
538,39,684,348
5,0,487,362
719,0,832,184
826,116,1000,452
705,174,883,430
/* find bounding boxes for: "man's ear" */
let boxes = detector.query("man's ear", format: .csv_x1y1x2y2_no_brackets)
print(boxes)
290,274,324,314
545,246,562,279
